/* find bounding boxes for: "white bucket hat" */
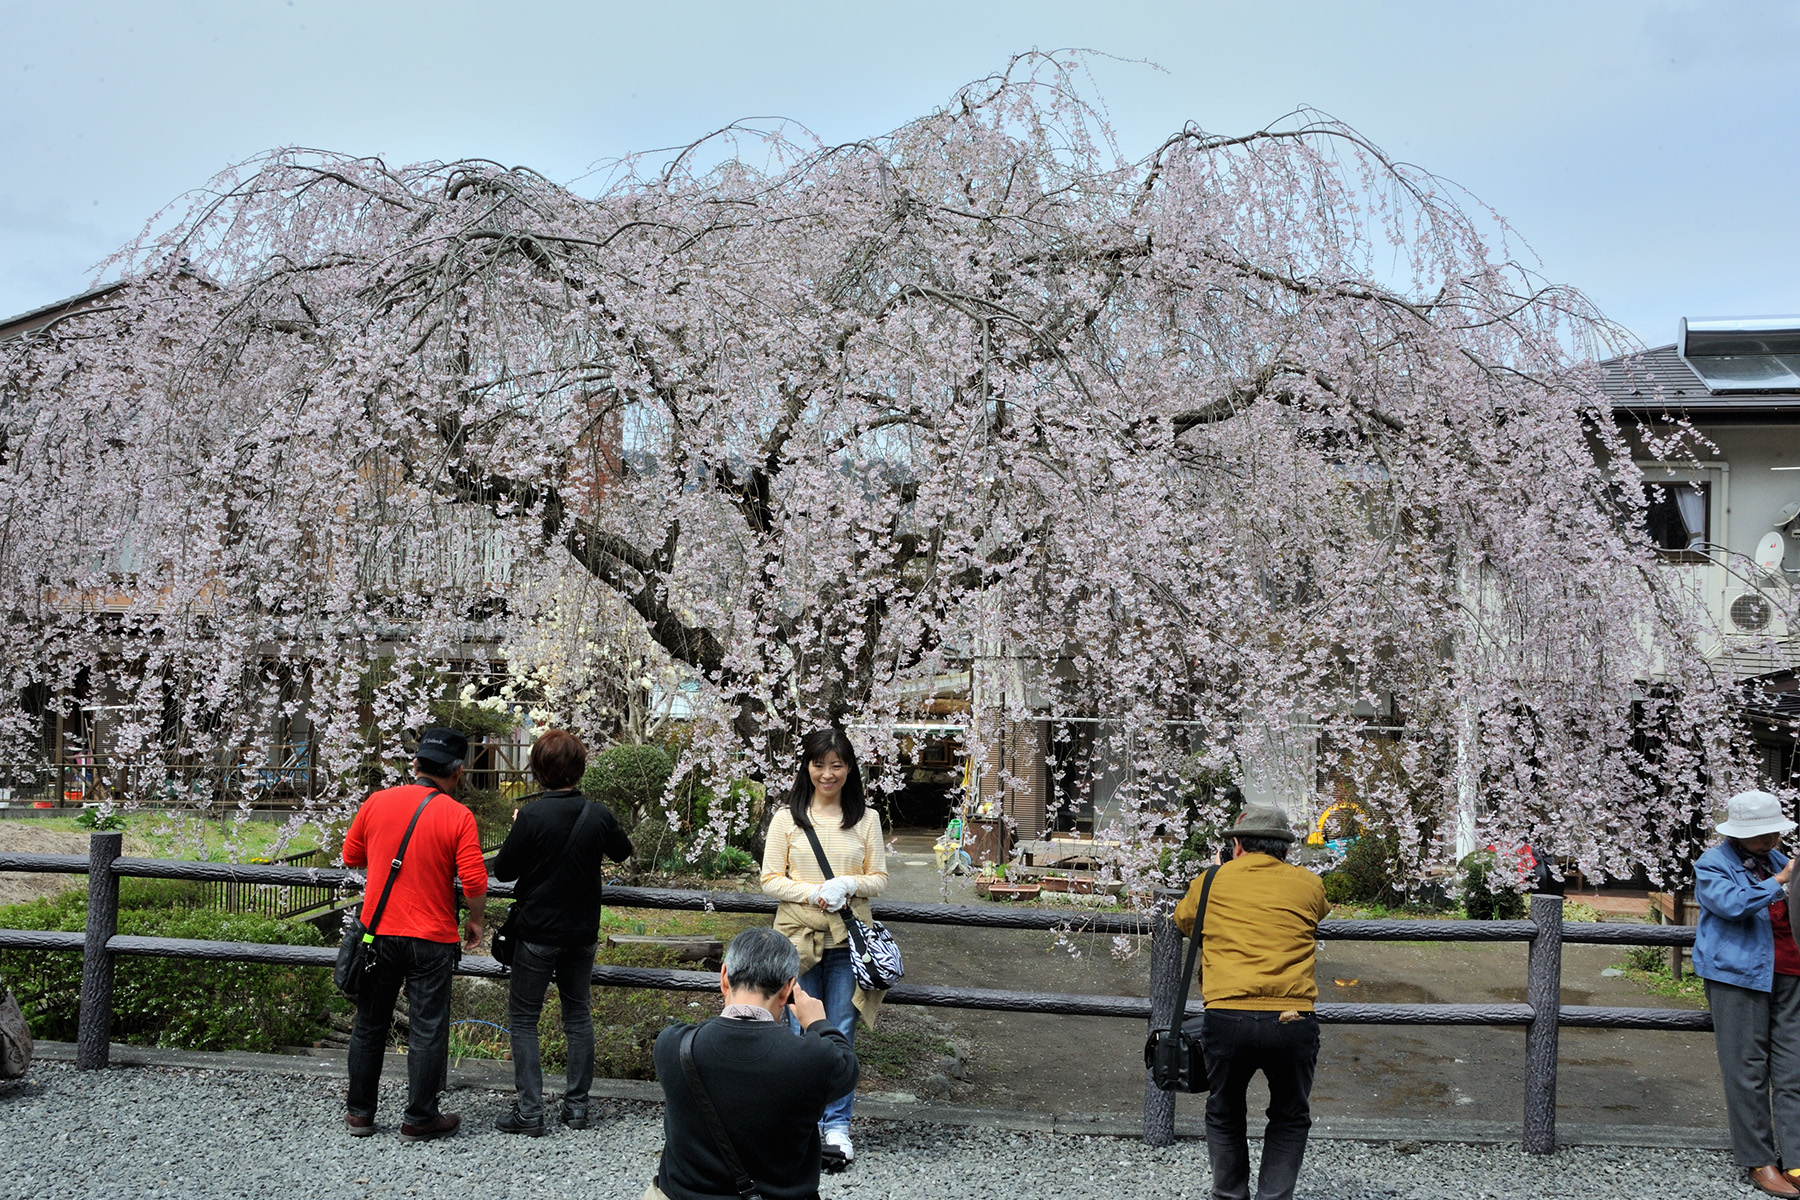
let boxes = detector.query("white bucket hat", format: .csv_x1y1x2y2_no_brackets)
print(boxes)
1716,790,1798,839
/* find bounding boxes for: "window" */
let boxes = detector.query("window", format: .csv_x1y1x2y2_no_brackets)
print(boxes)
1644,481,1710,562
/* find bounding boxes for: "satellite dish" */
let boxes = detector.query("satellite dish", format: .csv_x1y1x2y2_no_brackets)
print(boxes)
1777,500,1800,528
1756,531,1787,571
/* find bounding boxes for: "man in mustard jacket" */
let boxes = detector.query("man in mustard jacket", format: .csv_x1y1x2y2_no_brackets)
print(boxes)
1174,802,1330,1200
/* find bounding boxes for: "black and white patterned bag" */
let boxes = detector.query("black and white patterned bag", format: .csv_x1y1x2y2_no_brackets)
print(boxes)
839,912,904,991
802,825,904,990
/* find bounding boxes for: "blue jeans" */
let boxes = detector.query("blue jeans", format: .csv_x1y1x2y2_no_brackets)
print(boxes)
507,940,597,1121
346,936,459,1126
790,946,857,1131
1196,1009,1321,1200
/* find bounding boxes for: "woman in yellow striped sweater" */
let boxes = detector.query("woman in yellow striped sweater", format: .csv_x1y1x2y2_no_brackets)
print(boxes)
760,727,888,1168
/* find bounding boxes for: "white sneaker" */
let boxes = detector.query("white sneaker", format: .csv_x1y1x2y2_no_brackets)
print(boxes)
822,1127,854,1170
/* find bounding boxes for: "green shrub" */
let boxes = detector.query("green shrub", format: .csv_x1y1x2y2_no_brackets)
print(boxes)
698,845,756,879
75,807,127,831
1321,872,1357,906
1337,832,1402,903
582,744,674,825
630,816,679,873
1459,850,1527,920
0,892,339,1052
117,878,209,909
459,787,514,844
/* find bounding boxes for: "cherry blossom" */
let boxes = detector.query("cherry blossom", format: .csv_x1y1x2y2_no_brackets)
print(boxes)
0,54,1754,884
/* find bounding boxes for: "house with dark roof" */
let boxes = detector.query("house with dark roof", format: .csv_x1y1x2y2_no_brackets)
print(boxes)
0,282,128,344
1598,317,1800,783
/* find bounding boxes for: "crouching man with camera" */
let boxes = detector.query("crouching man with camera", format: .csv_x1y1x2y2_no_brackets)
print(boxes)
647,927,859,1200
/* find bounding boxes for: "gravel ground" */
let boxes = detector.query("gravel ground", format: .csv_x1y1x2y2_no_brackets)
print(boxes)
0,1062,1754,1199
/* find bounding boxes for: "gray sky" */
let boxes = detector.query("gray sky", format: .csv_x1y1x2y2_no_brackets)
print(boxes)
3,0,1795,347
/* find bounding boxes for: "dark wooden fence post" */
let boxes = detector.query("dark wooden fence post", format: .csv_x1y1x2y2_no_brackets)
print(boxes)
1142,890,1183,1146
1669,891,1686,980
1523,892,1564,1154
77,830,123,1069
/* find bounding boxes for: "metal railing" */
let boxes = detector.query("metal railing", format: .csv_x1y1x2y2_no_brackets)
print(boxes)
0,833,1705,1154
197,847,339,920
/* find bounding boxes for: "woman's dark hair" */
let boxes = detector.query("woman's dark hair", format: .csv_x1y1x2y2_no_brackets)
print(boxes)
529,729,587,791
787,727,865,830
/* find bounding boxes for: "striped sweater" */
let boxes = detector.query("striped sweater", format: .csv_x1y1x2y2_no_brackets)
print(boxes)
761,805,888,951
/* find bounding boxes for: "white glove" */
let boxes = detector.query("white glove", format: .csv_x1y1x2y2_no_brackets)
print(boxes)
816,877,856,912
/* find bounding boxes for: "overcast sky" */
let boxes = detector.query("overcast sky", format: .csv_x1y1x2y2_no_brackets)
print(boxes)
3,0,1796,348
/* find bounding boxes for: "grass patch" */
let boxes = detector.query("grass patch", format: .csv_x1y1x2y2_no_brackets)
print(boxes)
599,906,765,940
17,813,328,862
1615,944,1707,1003
447,1018,514,1062
855,1023,952,1080
1328,901,1461,921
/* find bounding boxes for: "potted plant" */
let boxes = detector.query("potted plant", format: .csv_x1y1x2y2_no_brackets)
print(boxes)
986,879,1042,901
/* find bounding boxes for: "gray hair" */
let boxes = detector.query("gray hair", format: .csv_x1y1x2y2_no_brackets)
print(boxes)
722,927,800,997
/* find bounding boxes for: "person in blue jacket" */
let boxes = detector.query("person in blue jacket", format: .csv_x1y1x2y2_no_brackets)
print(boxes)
1695,790,1800,1197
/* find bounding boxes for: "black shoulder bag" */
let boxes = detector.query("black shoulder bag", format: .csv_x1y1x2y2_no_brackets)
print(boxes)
334,787,438,998
677,1024,765,1200
801,822,903,990
1143,865,1219,1093
492,798,596,969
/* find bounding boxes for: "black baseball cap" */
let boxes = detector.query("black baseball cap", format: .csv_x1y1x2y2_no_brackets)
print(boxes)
415,727,469,773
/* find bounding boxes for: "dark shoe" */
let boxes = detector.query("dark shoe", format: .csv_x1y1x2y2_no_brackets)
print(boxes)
495,1107,545,1138
345,1113,375,1138
399,1113,461,1143
1750,1166,1800,1197
559,1104,589,1130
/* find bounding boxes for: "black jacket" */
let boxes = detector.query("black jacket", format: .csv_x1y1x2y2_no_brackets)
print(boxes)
490,790,633,947
654,1016,859,1200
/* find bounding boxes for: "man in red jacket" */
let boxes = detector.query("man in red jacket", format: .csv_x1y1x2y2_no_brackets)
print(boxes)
342,728,488,1141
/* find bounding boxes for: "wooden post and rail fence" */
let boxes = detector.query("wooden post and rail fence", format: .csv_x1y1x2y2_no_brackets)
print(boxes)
0,833,1706,1155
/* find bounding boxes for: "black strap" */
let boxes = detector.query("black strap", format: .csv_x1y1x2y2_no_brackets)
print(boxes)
678,1024,763,1200
801,822,836,881
1172,866,1220,1025
523,797,597,909
800,822,871,958
358,786,440,942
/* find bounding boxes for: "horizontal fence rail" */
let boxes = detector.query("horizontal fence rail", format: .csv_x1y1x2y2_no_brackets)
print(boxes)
0,834,1712,1154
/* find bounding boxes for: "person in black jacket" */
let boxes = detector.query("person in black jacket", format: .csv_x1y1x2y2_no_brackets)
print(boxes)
490,729,633,1135
648,927,858,1200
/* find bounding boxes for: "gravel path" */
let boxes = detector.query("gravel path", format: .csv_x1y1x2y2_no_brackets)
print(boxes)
0,1062,1754,1199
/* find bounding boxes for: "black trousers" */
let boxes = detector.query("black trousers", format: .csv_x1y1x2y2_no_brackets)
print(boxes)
507,940,597,1121
1193,1008,1320,1200
345,936,458,1126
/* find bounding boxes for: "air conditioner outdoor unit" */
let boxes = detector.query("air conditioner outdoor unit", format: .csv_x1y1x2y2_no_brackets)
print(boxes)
1722,585,1794,667
1728,589,1781,635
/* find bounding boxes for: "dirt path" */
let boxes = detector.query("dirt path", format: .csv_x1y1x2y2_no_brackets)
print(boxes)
0,822,167,907
881,829,1726,1129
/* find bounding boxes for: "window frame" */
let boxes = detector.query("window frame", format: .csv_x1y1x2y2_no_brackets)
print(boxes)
1636,462,1728,567
1642,478,1713,563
